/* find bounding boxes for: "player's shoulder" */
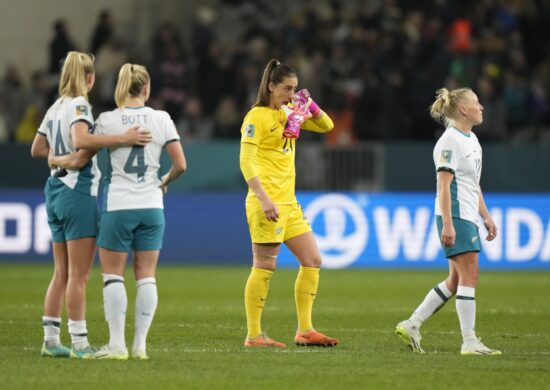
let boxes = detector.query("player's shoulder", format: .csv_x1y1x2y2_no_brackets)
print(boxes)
244,106,275,124
71,95,91,107
44,98,63,116
144,106,171,122
437,127,462,144
96,108,119,123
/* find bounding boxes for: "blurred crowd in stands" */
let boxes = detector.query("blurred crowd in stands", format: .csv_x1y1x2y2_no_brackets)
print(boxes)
0,0,549,145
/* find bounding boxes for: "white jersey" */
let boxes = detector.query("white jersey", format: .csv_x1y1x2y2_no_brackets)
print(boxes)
96,106,180,211
433,127,482,225
37,96,100,196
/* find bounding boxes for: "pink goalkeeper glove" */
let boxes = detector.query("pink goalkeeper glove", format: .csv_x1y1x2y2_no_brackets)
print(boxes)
293,89,321,117
283,101,310,139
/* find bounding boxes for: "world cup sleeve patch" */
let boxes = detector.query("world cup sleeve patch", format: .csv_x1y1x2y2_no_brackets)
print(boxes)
245,124,255,138
75,105,88,116
440,150,452,163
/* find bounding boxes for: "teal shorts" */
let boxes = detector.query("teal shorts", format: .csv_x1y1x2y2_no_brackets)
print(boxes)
436,216,481,259
97,209,165,252
45,178,99,242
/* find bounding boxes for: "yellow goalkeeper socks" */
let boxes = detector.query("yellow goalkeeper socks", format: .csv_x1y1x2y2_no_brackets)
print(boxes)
295,266,320,333
244,267,273,339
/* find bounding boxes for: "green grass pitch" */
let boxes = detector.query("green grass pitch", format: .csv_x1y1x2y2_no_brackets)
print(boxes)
1,264,549,389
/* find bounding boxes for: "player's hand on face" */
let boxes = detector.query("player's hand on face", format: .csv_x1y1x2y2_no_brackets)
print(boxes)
441,223,456,247
261,197,279,222
283,101,311,139
123,125,153,146
293,89,321,117
484,217,497,241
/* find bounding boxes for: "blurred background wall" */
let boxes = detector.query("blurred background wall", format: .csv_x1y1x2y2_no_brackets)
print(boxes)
1,0,549,267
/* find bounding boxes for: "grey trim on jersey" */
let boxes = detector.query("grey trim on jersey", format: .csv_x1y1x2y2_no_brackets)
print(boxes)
164,138,179,146
437,167,455,174
37,131,47,136
70,118,93,128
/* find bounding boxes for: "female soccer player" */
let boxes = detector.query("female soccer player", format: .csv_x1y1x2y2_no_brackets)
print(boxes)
395,88,501,355
240,59,339,348
31,52,151,358
84,63,185,360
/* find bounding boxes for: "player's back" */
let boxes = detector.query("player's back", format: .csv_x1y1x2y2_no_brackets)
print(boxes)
96,106,180,211
38,96,99,195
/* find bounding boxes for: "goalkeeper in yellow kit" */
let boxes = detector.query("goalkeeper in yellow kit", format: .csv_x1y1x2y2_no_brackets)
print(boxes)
240,59,339,348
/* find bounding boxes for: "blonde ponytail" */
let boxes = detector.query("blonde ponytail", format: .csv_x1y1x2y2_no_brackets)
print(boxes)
58,52,95,99
114,63,150,108
430,87,472,127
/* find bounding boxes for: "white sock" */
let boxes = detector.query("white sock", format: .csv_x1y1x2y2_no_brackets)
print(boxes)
42,316,61,347
103,274,127,350
133,277,158,352
409,281,453,328
456,285,476,342
68,319,89,350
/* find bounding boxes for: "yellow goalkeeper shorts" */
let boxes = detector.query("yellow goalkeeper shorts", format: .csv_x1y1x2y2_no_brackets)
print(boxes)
246,201,311,244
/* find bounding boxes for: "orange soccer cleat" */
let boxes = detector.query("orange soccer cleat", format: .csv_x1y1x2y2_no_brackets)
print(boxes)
295,329,340,347
244,333,287,348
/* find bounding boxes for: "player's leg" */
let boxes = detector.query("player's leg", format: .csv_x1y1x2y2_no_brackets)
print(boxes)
285,231,339,347
125,208,165,359
244,243,286,347
41,187,71,357
243,202,285,347
59,188,98,358
395,265,456,353
89,210,139,360
90,247,129,360
131,250,160,359
41,242,71,357
395,217,460,353
66,237,96,357
454,251,501,355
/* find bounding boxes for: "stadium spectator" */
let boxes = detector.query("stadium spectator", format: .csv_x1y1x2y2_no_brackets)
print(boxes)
176,95,214,140
395,87,501,356
89,10,113,56
48,19,76,75
239,59,339,348
149,22,190,122
1,1,549,142
93,38,129,113
0,99,9,143
213,96,241,139
32,52,151,359
0,65,26,143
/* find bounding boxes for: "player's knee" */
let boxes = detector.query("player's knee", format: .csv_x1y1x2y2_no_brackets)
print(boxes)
69,269,91,283
252,252,277,271
446,275,459,293
53,264,68,281
460,270,478,287
300,255,322,268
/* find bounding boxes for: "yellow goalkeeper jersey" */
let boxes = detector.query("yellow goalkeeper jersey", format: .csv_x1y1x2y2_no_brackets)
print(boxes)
240,105,333,205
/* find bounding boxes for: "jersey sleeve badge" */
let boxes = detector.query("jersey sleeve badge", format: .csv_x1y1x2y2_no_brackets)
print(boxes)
440,150,452,163
75,105,89,116
245,124,255,138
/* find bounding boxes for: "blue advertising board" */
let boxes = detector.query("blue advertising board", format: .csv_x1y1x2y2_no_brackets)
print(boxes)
1,191,549,269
